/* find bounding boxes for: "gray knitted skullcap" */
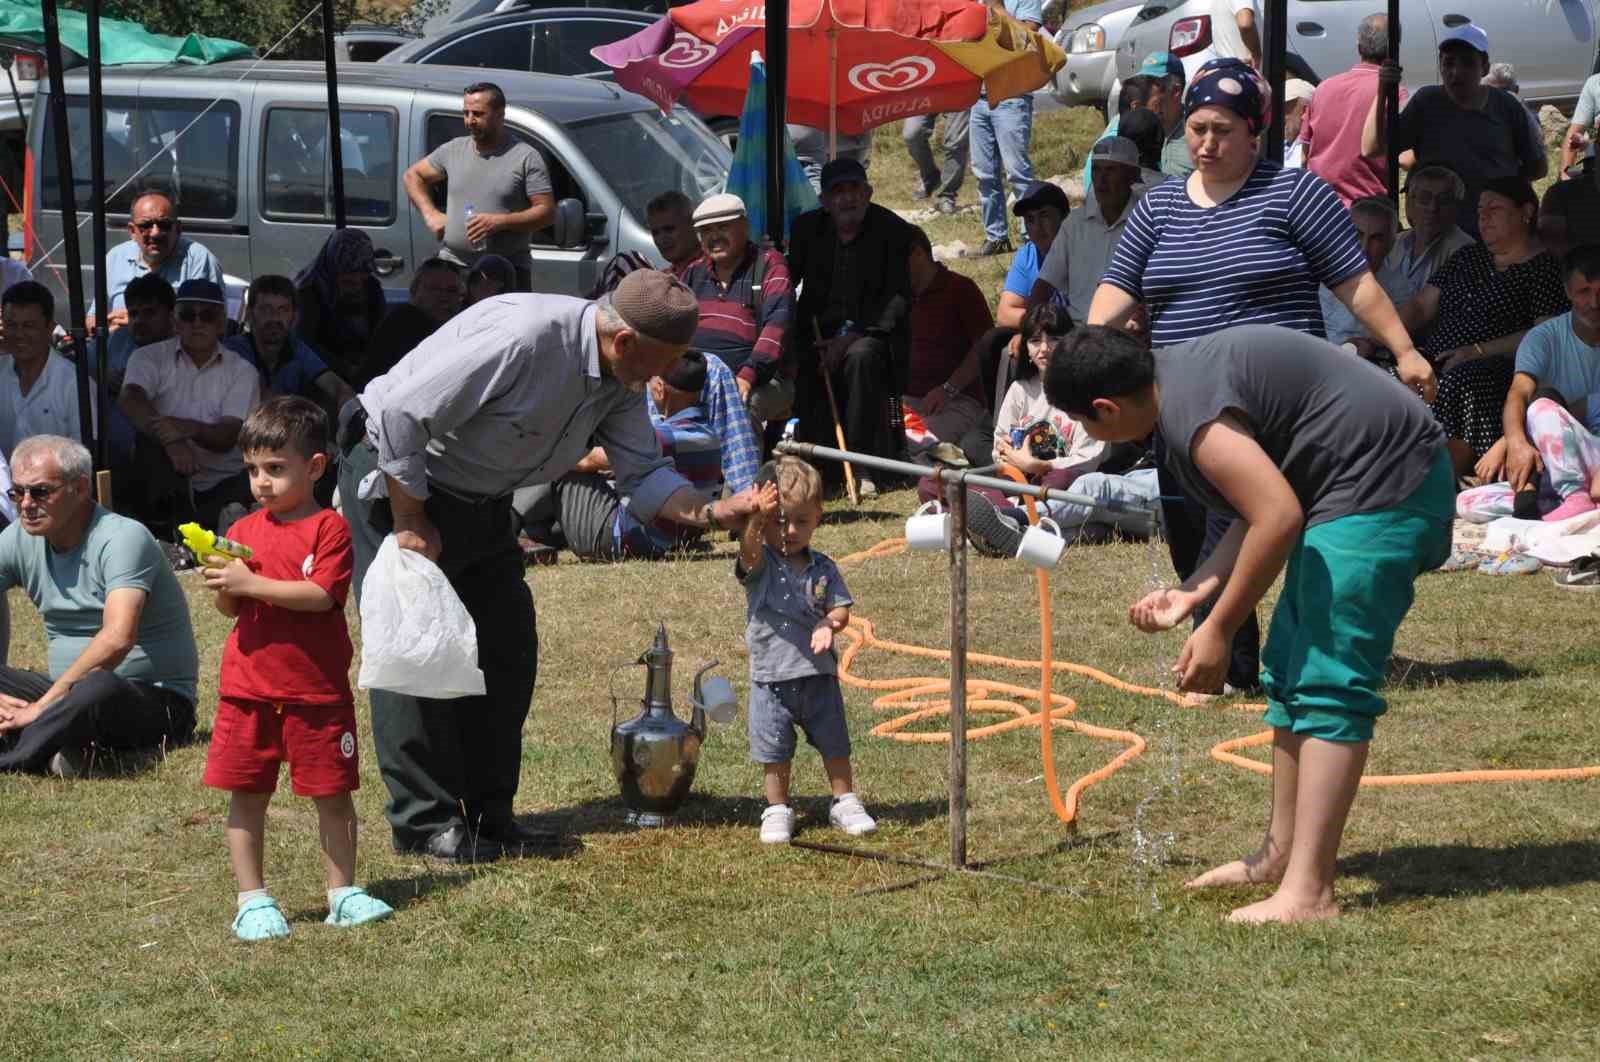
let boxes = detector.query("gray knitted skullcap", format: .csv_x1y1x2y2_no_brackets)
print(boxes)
610,269,700,346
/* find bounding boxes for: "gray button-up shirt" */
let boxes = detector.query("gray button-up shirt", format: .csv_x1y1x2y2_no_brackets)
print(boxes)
360,294,687,519
737,545,853,683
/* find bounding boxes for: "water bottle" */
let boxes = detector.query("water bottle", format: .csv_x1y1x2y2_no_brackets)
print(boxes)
464,202,487,251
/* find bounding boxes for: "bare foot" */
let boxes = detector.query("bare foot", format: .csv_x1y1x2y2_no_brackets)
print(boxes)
1226,893,1340,925
1184,854,1286,890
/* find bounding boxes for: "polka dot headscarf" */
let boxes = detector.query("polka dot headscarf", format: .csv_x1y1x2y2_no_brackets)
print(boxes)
1183,57,1272,135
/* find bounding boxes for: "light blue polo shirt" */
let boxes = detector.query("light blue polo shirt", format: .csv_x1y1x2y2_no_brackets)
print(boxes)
97,237,223,313
1515,314,1600,432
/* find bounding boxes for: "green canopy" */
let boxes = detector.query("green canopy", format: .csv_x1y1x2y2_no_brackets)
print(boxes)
0,0,253,65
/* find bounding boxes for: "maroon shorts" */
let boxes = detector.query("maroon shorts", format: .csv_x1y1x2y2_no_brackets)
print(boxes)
203,699,360,797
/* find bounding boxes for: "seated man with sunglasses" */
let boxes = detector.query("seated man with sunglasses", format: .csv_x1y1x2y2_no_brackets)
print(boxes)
90,191,223,335
119,280,260,535
0,434,198,776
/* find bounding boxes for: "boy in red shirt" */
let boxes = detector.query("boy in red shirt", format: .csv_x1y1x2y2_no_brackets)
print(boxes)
201,396,393,941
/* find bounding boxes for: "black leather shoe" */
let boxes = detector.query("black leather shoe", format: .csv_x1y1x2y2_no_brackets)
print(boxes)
481,820,576,857
395,824,503,864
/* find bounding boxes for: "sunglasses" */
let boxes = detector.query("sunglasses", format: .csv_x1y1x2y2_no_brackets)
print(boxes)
6,483,61,503
134,219,177,233
177,307,223,324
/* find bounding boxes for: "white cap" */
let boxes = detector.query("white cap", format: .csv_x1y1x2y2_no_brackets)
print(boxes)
1284,78,1315,104
692,192,747,228
1440,23,1489,56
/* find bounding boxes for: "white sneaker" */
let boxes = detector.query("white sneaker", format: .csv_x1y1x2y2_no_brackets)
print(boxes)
48,747,88,779
857,477,878,499
759,804,794,844
829,793,877,836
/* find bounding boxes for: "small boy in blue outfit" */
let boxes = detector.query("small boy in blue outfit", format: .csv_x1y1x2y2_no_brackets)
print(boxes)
737,456,875,844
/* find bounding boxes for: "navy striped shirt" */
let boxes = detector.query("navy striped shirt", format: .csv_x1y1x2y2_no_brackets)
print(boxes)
1101,161,1368,347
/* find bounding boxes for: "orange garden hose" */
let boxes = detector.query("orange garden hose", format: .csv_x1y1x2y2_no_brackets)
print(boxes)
833,479,1600,830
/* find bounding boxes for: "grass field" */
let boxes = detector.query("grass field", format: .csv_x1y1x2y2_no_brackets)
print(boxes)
3,110,1598,1060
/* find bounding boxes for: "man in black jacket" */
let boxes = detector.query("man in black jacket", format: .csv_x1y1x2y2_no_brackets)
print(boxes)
787,159,917,493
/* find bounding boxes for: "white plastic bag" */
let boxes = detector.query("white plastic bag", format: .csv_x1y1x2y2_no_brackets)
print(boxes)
358,535,487,699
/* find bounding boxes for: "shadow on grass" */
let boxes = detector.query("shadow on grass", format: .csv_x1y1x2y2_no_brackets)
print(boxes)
343,869,479,917
532,792,949,835
1341,840,1600,903
1387,656,1531,688
821,508,905,527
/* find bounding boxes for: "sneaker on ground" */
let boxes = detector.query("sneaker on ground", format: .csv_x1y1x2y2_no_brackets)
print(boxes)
978,238,1014,257
232,896,291,942
759,804,794,844
911,185,932,201
325,887,396,928
829,793,877,836
857,477,878,499
936,198,959,215
1553,556,1600,591
965,490,1024,557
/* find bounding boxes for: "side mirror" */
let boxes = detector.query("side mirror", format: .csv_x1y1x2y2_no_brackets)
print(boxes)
552,197,587,249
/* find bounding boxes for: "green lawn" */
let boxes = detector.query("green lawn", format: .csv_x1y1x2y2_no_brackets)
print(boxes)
2,108,1597,1060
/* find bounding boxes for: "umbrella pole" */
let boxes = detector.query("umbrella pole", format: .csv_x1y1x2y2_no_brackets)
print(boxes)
39,0,93,457
764,0,788,247
87,0,109,471
1386,0,1401,203
1263,0,1287,163
828,30,838,160
322,0,347,228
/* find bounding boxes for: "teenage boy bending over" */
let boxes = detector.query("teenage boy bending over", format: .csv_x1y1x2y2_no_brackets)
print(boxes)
1046,324,1453,924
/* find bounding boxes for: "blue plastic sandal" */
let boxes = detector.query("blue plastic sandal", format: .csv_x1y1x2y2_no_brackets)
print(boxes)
325,887,395,928
1436,549,1483,573
1478,552,1541,576
232,896,291,942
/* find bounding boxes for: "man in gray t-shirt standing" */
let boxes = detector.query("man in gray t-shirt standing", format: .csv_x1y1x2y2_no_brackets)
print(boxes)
402,82,554,291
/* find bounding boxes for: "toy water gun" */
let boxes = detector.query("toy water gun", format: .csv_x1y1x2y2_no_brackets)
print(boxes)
178,522,253,566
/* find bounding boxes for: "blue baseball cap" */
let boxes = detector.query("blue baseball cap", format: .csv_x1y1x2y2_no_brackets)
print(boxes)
1138,51,1184,81
174,279,225,306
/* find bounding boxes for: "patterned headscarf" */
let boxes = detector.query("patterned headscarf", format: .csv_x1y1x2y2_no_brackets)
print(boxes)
1183,58,1272,135
293,228,377,311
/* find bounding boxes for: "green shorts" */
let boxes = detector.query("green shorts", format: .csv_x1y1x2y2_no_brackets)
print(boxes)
1260,449,1455,743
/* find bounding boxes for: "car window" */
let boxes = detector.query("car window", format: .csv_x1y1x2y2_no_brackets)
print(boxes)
423,24,531,69
41,96,240,219
424,114,583,246
567,110,727,227
261,107,398,224
533,18,645,78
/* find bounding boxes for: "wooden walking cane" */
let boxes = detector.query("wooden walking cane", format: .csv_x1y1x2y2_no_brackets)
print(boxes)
812,320,859,506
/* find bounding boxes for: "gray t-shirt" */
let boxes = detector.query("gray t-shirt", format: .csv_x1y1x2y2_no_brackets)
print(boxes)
1391,86,1540,238
1155,325,1446,528
737,545,852,683
0,507,198,701
424,135,553,269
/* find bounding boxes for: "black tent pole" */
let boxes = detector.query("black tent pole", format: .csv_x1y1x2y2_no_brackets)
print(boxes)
1386,0,1402,203
321,0,347,228
1263,0,1287,164
39,0,94,455
87,0,109,469
764,0,788,248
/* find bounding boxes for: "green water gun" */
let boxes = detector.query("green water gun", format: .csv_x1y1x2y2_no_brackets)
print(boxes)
178,522,253,566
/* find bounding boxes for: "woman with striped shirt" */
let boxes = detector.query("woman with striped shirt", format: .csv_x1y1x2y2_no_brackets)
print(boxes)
1088,59,1434,398
1084,59,1434,694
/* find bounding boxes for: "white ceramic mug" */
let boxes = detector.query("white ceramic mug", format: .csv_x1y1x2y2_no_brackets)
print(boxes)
1016,517,1066,569
696,675,739,724
905,500,951,551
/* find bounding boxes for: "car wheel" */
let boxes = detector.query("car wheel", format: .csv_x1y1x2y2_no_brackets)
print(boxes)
707,115,739,152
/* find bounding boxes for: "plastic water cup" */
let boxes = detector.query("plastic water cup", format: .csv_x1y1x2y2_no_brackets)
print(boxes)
1016,517,1066,570
905,500,951,551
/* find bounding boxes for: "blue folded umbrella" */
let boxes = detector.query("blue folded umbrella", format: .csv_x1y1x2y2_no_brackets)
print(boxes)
727,52,818,244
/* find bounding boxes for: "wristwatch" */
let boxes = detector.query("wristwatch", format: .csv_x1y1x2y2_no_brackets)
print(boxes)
941,382,960,398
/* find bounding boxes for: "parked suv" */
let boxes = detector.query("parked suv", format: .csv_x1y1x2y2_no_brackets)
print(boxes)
381,7,740,143
25,61,729,319
1115,1,1599,104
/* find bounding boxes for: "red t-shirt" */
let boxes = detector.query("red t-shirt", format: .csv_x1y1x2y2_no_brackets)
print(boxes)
218,508,354,706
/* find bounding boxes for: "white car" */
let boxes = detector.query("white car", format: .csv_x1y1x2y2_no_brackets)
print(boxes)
1050,0,1151,109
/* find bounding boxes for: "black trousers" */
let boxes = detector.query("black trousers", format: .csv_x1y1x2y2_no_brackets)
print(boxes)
340,439,538,846
795,334,900,464
974,326,1019,415
0,667,195,773
1153,434,1262,692
128,435,254,534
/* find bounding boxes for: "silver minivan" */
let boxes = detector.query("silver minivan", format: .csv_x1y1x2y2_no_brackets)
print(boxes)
25,60,729,319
